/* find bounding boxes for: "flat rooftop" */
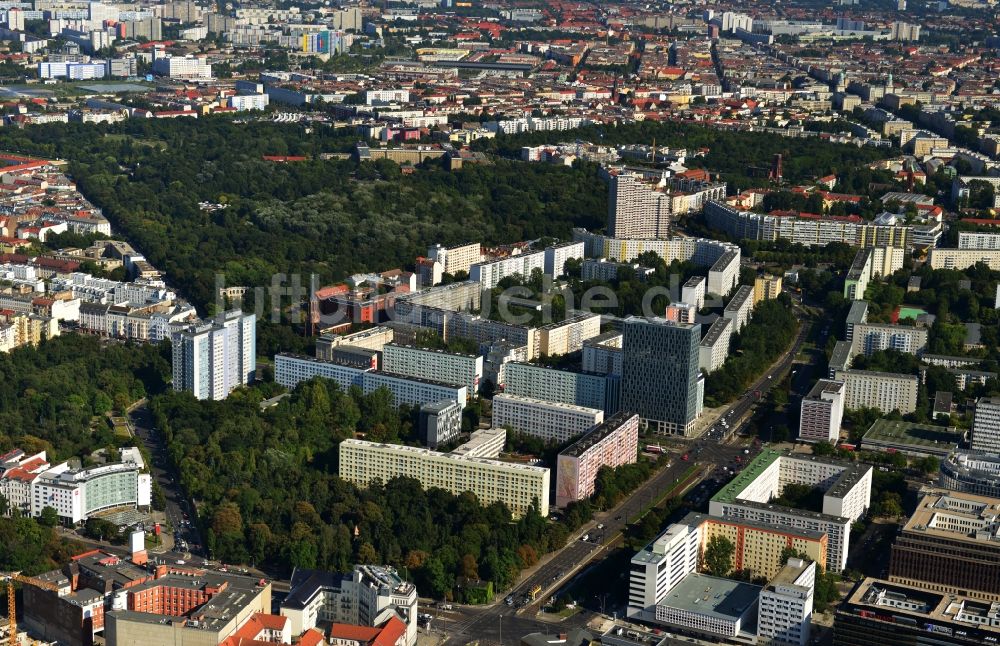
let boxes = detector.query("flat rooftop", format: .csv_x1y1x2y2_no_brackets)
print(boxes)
847,248,873,280
804,379,844,399
842,577,1000,638
560,412,636,458
724,285,753,312
846,300,869,325
680,512,826,541
829,340,853,370
700,316,732,347
862,419,962,457
659,573,761,622
493,392,603,415
711,449,782,506
108,571,267,632
902,490,1000,543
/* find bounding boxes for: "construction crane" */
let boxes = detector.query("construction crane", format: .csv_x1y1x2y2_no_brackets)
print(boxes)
2,572,60,646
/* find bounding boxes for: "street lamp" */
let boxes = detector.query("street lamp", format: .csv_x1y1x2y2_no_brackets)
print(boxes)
499,613,503,646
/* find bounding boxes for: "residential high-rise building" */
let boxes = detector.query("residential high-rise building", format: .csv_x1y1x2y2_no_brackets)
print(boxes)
171,310,256,401
754,274,783,305
758,558,816,646
555,412,639,507
338,439,549,518
628,522,700,620
418,399,462,449
723,285,755,332
850,323,927,357
426,242,482,277
709,450,872,572
503,362,609,411
835,369,918,414
621,317,702,436
799,380,845,443
682,276,707,310
469,250,546,289
699,317,733,374
543,241,584,279
606,170,672,239
382,343,483,394
972,397,1000,455
492,394,604,444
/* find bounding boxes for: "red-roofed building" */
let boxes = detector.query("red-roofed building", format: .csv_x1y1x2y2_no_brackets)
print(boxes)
329,616,407,646
221,613,291,646
0,449,50,516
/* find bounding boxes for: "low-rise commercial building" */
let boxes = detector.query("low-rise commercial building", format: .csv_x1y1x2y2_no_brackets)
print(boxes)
338,439,549,517
491,393,604,444
555,412,639,507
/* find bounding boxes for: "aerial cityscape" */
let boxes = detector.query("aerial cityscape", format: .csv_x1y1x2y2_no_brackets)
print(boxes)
0,1,999,646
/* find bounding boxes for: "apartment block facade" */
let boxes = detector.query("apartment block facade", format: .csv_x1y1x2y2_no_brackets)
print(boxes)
171,309,256,401
491,393,604,444
971,397,1000,455
798,380,846,443
555,412,639,507
338,439,549,517
835,369,919,414
382,343,483,394
503,362,609,411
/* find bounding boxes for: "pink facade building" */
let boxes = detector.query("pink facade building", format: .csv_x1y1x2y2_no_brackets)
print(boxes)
556,412,640,507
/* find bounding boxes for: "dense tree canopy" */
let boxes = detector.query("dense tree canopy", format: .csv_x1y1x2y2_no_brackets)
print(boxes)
150,381,580,599
705,298,800,405
0,335,170,460
0,119,606,314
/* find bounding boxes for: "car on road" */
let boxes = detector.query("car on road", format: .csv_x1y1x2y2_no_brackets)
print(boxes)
596,523,604,529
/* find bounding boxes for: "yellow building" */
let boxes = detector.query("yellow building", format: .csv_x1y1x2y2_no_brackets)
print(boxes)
339,438,550,518
0,312,58,352
697,515,828,579
753,274,783,305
